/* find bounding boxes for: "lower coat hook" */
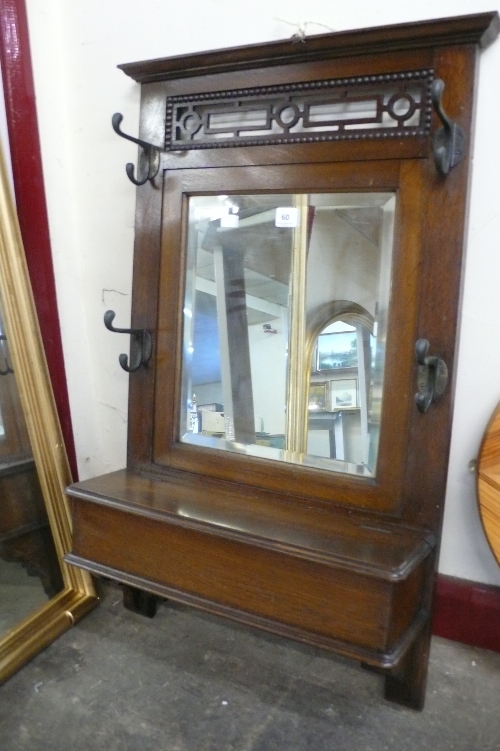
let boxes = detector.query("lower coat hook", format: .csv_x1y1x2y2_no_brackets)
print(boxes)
414,338,448,413
104,310,152,373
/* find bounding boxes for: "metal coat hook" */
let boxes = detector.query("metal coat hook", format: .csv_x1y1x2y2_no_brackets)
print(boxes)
414,338,448,413
104,310,152,373
0,334,14,375
431,79,465,177
111,113,160,186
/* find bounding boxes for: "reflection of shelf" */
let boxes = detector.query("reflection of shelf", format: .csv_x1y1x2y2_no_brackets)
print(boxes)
311,368,358,376
308,409,359,426
308,408,360,413
255,434,285,449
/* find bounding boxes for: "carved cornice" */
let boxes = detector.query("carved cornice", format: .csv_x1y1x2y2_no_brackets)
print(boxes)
119,13,499,84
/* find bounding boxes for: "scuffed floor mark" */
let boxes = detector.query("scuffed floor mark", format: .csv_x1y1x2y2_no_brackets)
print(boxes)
238,676,295,751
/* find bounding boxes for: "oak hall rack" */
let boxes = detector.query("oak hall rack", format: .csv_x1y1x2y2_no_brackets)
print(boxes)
66,13,499,709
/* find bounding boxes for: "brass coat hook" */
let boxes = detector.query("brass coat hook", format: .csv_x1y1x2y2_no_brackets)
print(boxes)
431,79,465,176
111,113,161,186
104,310,152,373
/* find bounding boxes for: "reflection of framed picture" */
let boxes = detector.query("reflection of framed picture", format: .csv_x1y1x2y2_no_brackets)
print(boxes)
330,379,358,410
317,330,358,370
308,382,329,411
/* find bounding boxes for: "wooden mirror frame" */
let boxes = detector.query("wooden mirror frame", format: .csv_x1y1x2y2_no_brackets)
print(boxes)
0,143,97,683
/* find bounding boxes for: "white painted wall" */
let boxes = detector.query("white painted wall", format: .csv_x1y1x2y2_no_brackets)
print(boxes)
0,63,13,186
23,0,500,586
249,318,288,435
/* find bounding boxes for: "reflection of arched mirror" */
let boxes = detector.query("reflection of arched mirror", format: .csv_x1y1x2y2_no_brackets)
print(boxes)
305,302,374,470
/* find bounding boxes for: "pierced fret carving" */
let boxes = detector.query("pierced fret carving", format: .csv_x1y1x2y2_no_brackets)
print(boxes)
165,70,434,151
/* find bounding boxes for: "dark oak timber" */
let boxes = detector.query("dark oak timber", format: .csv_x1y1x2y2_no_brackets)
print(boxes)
121,584,158,619
67,13,499,710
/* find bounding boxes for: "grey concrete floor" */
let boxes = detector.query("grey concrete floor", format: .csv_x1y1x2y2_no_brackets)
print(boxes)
1,580,499,751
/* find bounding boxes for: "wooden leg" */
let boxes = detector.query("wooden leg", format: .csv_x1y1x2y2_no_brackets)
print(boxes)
121,584,158,618
384,620,432,711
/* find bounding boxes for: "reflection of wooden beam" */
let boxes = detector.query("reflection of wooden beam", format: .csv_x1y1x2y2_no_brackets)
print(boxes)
214,246,255,445
203,218,292,285
196,275,283,319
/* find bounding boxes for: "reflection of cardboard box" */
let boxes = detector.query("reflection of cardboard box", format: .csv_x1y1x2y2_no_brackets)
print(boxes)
200,411,225,433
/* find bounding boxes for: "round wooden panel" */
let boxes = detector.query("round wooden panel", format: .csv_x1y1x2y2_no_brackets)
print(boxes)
477,403,500,567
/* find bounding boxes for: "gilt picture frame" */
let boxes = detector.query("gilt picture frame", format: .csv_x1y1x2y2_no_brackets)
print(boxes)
308,381,329,411
0,141,97,684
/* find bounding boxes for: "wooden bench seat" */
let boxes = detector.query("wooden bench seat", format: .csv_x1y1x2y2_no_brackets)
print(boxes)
66,469,434,668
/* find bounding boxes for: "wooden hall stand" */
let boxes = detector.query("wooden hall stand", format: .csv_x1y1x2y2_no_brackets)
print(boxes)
65,13,499,710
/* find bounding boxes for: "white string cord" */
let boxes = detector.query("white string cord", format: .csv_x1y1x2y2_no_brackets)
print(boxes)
275,17,334,41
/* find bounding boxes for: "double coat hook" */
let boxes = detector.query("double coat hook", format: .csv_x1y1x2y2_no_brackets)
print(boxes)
104,311,152,373
111,113,161,186
0,334,14,375
431,79,465,177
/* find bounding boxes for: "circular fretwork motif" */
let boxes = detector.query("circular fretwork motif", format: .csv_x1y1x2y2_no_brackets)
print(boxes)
386,92,418,123
180,109,203,137
274,102,301,131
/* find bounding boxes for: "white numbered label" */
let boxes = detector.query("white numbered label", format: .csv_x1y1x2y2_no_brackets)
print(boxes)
275,207,299,228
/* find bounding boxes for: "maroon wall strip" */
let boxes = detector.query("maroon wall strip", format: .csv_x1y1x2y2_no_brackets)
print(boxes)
432,574,500,653
0,0,78,478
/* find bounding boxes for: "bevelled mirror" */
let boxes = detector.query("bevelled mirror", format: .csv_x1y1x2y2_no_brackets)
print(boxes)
180,191,394,478
0,141,97,684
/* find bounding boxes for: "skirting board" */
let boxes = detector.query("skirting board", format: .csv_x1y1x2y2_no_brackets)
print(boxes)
432,574,500,653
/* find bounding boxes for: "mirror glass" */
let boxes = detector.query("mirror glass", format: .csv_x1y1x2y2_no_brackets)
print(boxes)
180,191,395,478
0,313,64,636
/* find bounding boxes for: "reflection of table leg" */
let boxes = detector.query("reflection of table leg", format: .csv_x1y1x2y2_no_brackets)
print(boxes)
0,461,64,598
328,429,336,459
0,524,64,598
333,412,345,460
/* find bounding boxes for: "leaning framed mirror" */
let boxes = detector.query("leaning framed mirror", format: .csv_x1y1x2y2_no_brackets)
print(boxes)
0,140,97,684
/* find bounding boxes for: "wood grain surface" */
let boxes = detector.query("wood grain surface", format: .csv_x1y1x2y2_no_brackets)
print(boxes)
478,403,500,567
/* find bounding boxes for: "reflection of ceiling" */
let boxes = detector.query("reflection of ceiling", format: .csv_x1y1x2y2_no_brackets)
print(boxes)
335,207,382,246
201,216,292,287
196,248,289,309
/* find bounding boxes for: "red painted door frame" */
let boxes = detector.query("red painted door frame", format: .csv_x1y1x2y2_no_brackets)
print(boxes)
0,0,77,477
